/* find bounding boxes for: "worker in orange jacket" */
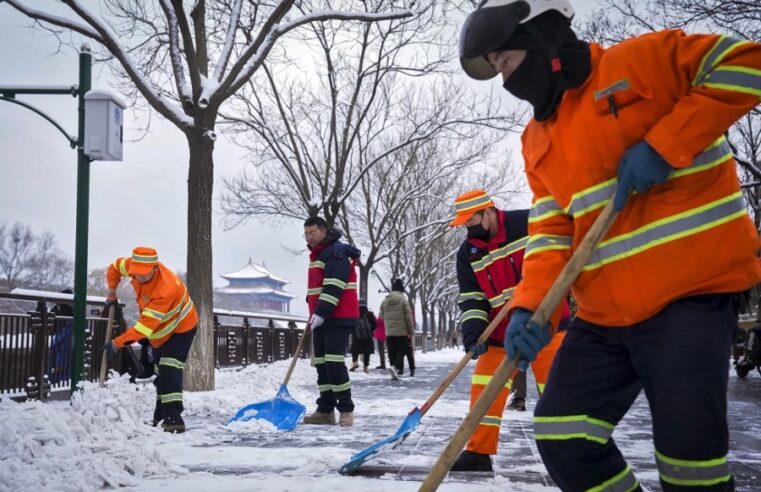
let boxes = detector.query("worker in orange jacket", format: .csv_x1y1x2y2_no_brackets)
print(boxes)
460,1,761,490
449,189,570,472
103,246,198,433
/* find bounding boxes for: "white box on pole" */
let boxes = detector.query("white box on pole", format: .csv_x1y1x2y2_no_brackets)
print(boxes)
84,90,125,161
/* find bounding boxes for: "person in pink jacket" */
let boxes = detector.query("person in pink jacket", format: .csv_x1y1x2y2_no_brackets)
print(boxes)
374,315,387,370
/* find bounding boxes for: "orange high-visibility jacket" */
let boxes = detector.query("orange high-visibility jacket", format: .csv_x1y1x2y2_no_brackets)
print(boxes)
512,30,761,326
108,258,198,348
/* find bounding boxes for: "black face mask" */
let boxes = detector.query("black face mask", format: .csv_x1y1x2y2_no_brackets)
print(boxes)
503,50,561,122
467,222,490,241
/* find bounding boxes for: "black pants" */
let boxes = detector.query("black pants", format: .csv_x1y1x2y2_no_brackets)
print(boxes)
386,335,411,373
535,294,736,491
154,327,196,419
512,369,527,399
351,353,370,367
313,325,354,413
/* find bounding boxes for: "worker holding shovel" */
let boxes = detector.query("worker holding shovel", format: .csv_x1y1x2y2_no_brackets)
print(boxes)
303,217,361,427
102,247,197,434
449,189,569,472
459,0,761,490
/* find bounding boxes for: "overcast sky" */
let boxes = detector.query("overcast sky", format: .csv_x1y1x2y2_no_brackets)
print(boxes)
0,1,598,317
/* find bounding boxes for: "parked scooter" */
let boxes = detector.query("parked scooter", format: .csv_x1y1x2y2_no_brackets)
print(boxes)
734,323,761,378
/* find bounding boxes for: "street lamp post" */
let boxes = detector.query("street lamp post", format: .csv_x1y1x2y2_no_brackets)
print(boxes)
0,45,92,396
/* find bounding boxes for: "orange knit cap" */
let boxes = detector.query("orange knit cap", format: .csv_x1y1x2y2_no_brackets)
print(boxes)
449,189,495,227
128,246,158,275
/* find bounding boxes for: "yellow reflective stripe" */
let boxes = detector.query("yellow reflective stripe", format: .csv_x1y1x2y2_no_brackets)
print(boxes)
479,415,502,427
160,392,183,404
525,234,573,259
158,292,188,322
458,291,487,303
656,451,731,487
471,374,512,389
345,282,358,290
159,357,185,369
132,253,158,264
331,381,351,392
455,193,493,212
586,466,639,492
702,65,761,96
309,261,325,269
113,258,129,277
134,322,153,337
307,288,322,295
565,178,617,219
470,236,528,272
318,384,331,391
462,309,489,323
488,287,515,308
319,293,340,305
149,299,194,339
694,35,750,86
142,308,164,320
314,357,326,365
670,137,730,179
529,195,568,223
324,354,345,363
323,278,347,289
584,192,746,271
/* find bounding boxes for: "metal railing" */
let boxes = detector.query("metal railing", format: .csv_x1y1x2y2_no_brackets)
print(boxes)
0,292,308,401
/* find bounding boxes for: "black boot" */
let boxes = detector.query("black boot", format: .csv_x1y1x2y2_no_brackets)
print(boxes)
507,396,526,412
451,450,493,472
161,403,186,433
152,399,163,427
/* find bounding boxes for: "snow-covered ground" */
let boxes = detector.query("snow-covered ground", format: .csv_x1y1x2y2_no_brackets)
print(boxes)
2,348,760,491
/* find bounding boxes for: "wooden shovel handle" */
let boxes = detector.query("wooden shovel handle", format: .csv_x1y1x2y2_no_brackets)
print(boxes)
283,323,311,386
420,197,619,492
419,299,513,416
99,304,116,387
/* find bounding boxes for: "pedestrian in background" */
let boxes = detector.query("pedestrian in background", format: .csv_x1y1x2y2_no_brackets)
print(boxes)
374,315,387,370
379,278,414,380
350,300,376,373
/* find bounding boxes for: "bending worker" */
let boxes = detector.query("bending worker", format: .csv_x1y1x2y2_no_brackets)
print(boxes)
103,247,197,433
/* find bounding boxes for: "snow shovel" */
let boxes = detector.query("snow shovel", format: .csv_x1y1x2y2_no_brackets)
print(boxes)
421,196,619,492
340,276,519,474
99,304,116,387
227,324,311,431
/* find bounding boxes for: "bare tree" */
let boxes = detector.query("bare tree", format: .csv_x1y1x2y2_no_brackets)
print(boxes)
3,0,411,390
0,223,73,292
0,222,36,291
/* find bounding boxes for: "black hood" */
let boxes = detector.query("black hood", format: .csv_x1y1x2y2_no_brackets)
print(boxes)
323,227,361,260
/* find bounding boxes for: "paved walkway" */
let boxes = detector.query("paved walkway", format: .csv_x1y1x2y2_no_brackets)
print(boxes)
186,358,761,490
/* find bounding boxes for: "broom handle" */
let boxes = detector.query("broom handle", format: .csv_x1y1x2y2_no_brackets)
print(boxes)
283,323,311,386
419,299,513,416
99,304,116,387
420,197,619,492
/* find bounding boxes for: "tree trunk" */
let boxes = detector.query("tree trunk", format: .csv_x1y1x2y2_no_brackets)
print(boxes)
184,133,215,391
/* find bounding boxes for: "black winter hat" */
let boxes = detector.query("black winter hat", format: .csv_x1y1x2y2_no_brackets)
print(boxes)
391,279,405,292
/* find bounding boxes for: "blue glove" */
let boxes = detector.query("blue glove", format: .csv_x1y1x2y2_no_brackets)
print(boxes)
614,141,673,212
102,341,119,361
504,308,552,371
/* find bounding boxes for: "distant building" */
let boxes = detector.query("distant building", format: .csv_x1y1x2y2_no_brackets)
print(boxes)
216,259,295,313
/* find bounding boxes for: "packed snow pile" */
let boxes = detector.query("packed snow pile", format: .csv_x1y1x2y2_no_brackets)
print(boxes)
0,374,184,492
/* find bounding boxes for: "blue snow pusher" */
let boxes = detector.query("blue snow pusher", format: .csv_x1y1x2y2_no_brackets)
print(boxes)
227,384,306,431
338,300,517,474
339,407,422,475
227,324,311,431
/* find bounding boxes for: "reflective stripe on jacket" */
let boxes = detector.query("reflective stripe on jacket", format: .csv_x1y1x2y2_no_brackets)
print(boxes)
307,229,360,325
513,30,761,326
107,258,198,348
